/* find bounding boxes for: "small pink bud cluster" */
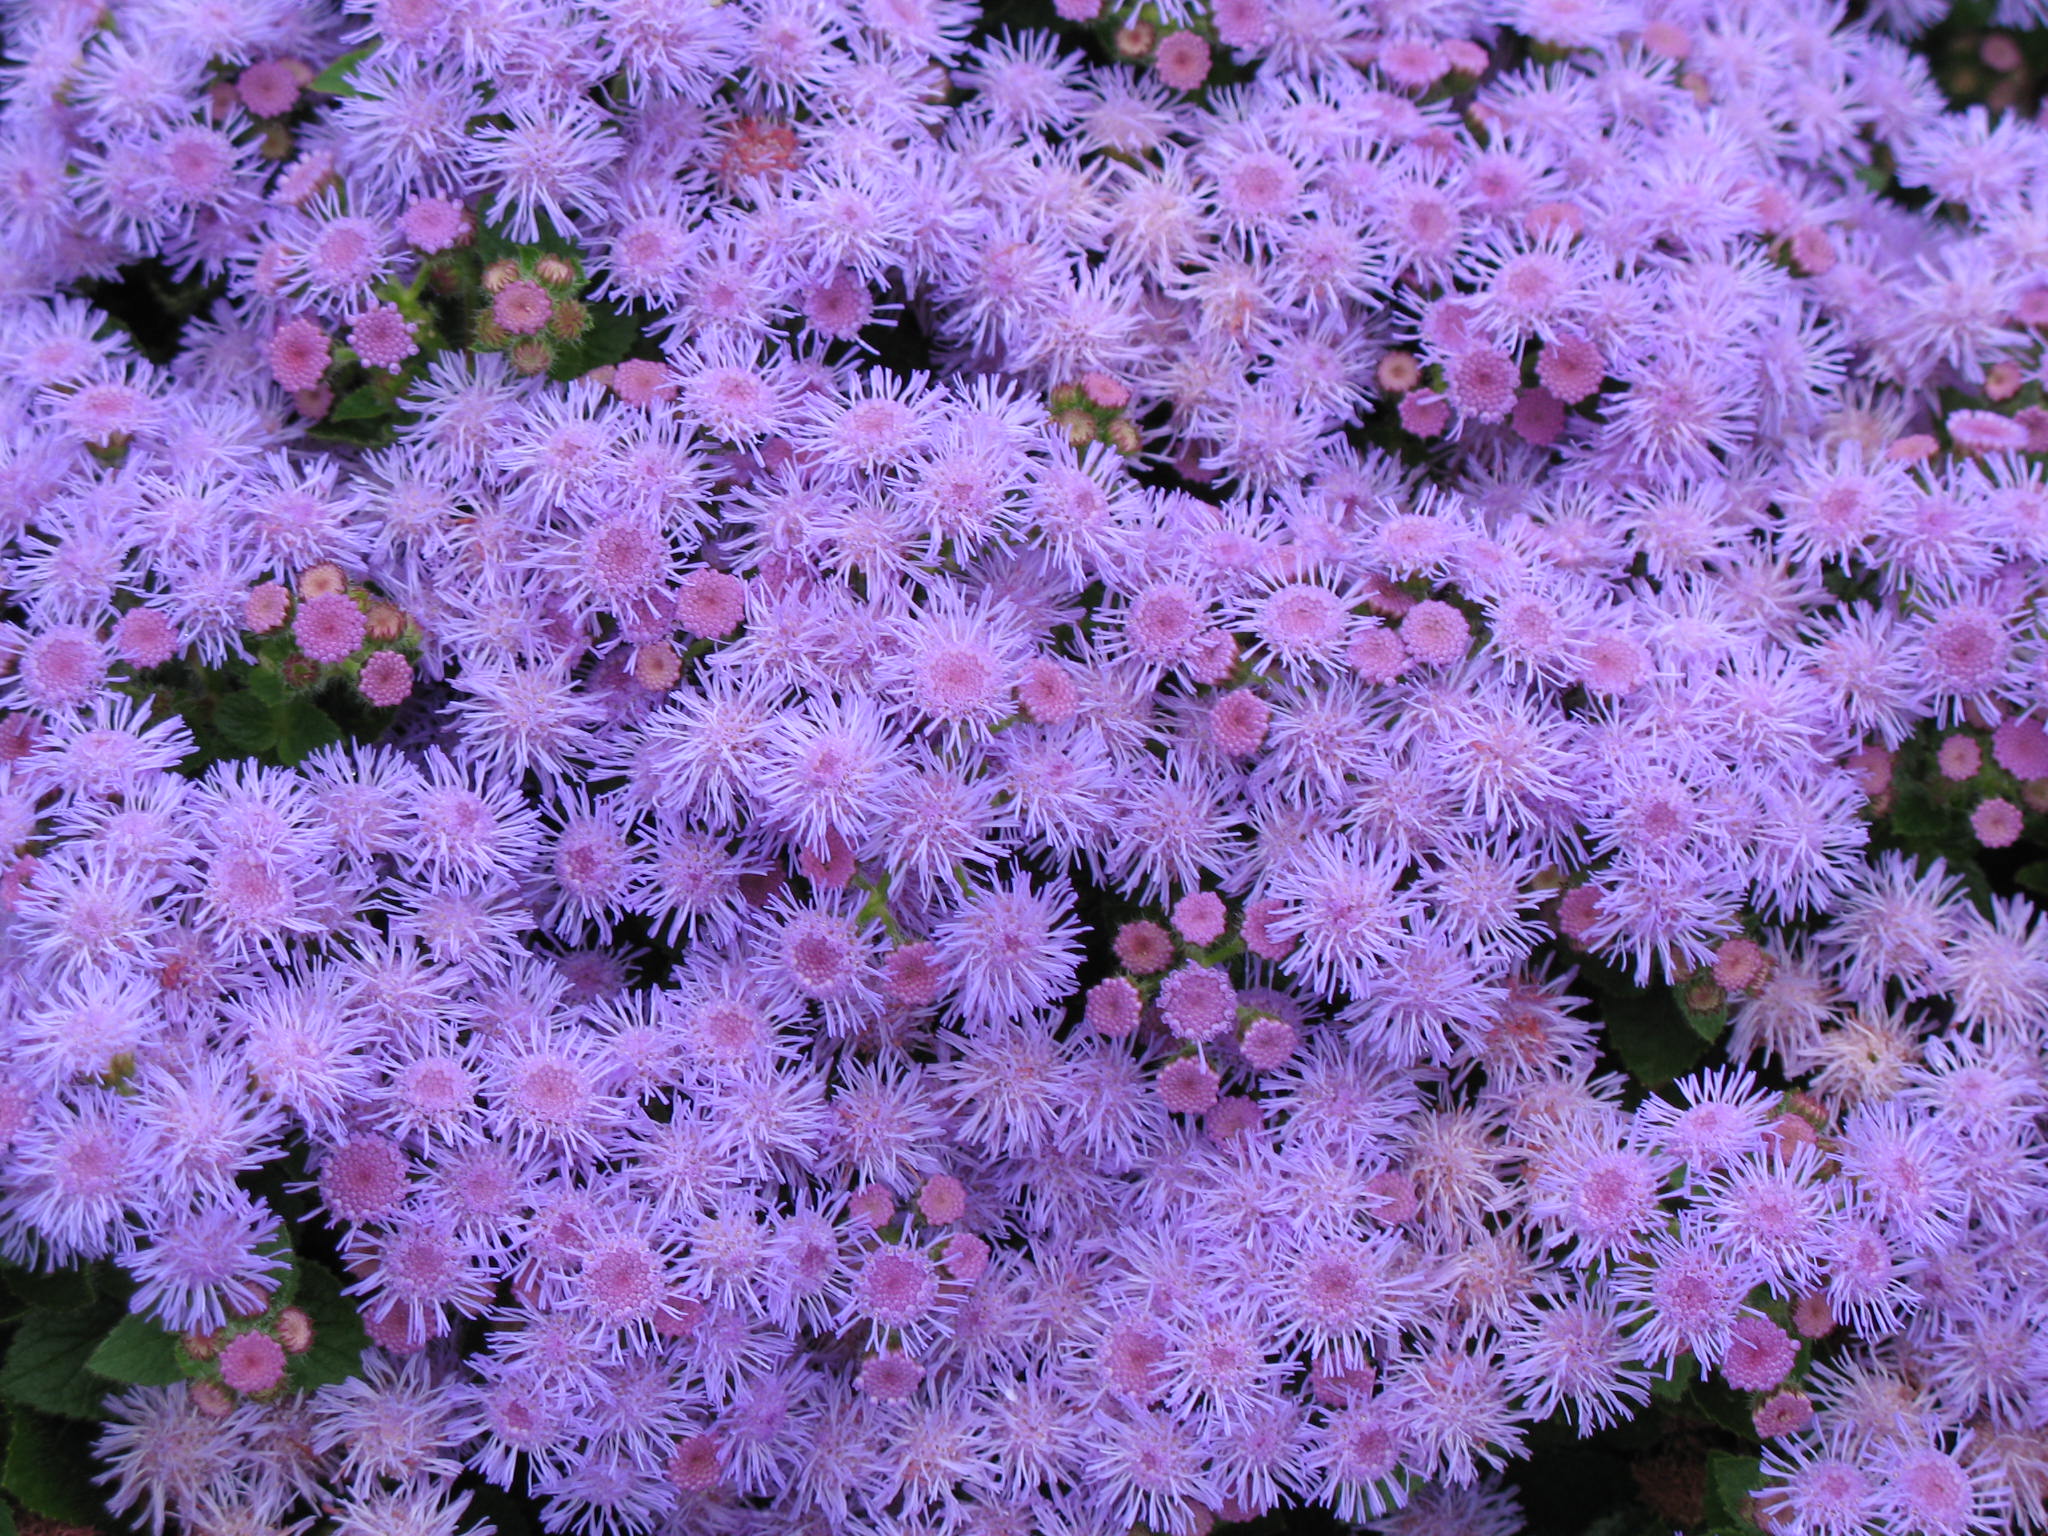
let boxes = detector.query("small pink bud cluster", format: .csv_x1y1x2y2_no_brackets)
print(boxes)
181,1303,315,1415
245,565,417,708
1049,373,1142,455
476,251,592,376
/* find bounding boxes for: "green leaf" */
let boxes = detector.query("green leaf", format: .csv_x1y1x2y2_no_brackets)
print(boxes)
309,43,376,95
87,1314,186,1387
307,414,398,448
1675,983,1728,1043
1886,783,1949,841
0,1303,122,1419
1686,1007,1728,1043
1649,1352,1697,1402
272,699,344,765
475,208,577,265
472,223,522,266
1703,1452,1766,1534
549,298,642,381
2018,861,2048,897
0,1485,16,1536
1687,1375,1759,1437
3,1408,104,1526
0,1264,95,1313
215,689,280,754
1602,988,1707,1088
331,385,389,422
245,663,288,706
289,1261,367,1392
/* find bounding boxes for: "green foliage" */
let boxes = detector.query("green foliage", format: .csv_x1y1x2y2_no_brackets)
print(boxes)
549,295,643,381
213,687,282,755
3,1407,104,1526
0,1300,125,1420
331,384,392,421
0,1263,95,1315
1649,1352,1697,1403
289,1262,368,1392
1701,1453,1767,1535
1684,1376,1760,1439
132,604,411,775
307,408,401,448
1865,720,2045,915
309,44,378,95
0,1241,370,1536
87,1316,187,1388
205,678,348,767
274,697,346,763
1599,981,1707,1089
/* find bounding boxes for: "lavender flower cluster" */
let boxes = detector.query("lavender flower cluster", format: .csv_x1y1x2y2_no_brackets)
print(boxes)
2,0,2048,1532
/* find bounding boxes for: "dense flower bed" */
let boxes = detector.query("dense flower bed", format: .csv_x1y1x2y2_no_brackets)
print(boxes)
2,0,2048,1534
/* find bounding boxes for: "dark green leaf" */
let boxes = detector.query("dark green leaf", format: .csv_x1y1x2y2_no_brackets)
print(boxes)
1687,1376,1759,1437
0,1484,16,1536
1602,989,1706,1088
471,222,522,266
0,1265,94,1313
272,699,344,765
1676,985,1728,1043
1649,1353,1697,1402
0,1303,122,1419
475,208,576,265
242,1157,316,1233
4,1408,104,1526
309,44,377,95
215,689,280,754
307,415,398,448
549,298,641,381
87,1315,186,1387
1887,784,1949,841
331,386,389,422
1686,1008,1728,1043
259,1231,298,1311
288,1261,367,1391
2018,861,2048,896
1703,1452,1766,1534
245,664,288,706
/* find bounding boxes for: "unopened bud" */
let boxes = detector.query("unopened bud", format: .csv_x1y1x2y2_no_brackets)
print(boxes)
245,589,290,638
850,1184,896,1228
275,1307,314,1354
364,601,406,641
632,642,681,692
510,339,554,376
550,299,590,340
1377,350,1421,393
